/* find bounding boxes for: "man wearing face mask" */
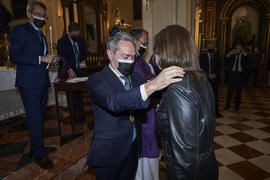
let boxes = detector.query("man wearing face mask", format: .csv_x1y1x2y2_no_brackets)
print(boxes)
224,44,248,111
130,28,160,180
57,22,87,77
86,32,184,180
57,22,87,122
9,0,58,169
199,42,222,117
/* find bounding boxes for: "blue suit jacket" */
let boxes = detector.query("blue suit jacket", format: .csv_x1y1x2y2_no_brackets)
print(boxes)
57,35,87,76
9,22,50,88
86,65,148,167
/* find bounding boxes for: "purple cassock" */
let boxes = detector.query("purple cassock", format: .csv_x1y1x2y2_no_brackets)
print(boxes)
134,55,160,158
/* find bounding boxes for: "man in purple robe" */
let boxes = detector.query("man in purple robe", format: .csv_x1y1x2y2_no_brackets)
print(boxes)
130,28,159,180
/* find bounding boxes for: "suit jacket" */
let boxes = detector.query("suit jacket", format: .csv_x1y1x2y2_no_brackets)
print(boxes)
86,65,148,167
9,22,50,88
199,52,222,82
57,34,87,76
224,53,248,76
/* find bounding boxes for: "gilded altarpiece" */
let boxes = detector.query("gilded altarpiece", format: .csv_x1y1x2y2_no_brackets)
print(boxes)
199,0,269,60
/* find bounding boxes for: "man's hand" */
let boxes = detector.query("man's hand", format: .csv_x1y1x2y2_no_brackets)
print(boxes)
145,66,185,96
68,69,76,79
41,55,56,64
228,50,235,56
52,56,60,64
208,74,216,80
79,60,87,68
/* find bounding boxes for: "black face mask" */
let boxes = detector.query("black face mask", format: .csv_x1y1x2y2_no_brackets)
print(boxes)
208,49,214,53
71,36,80,42
138,45,146,56
33,17,46,28
117,60,135,76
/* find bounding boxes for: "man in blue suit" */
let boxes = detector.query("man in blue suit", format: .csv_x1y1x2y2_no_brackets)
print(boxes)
57,22,87,122
86,32,184,180
9,1,57,169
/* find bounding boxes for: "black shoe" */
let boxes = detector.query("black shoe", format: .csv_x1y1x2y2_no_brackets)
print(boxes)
35,155,54,169
45,146,57,154
30,146,57,155
216,112,223,118
224,105,230,110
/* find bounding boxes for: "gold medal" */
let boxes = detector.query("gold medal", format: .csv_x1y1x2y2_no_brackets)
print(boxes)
129,110,134,122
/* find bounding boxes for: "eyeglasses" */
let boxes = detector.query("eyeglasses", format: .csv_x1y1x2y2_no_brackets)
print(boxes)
138,39,149,47
31,12,48,20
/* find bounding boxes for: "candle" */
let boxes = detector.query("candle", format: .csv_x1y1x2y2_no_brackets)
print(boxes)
49,26,53,54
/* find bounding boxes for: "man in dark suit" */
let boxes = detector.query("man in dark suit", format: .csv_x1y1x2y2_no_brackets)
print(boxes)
86,32,184,180
57,22,87,122
224,44,248,111
9,1,57,169
200,42,222,117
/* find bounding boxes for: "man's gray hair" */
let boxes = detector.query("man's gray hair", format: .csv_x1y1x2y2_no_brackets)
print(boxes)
107,32,135,54
26,0,47,12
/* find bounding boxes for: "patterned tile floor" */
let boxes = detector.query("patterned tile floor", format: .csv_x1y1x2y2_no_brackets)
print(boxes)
0,85,270,179
210,85,270,180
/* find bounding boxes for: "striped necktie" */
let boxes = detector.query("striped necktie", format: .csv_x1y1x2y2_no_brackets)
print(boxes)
72,43,80,68
120,75,131,90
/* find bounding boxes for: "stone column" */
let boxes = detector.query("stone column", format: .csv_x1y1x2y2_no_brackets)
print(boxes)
143,0,194,62
219,18,229,58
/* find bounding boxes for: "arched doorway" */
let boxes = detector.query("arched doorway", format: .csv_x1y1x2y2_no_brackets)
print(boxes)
218,0,269,59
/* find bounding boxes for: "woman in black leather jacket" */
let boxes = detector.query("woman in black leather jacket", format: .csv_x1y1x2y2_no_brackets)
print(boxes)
154,25,218,180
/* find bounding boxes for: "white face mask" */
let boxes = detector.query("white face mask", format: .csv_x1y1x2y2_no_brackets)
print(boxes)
118,59,134,64
155,54,162,70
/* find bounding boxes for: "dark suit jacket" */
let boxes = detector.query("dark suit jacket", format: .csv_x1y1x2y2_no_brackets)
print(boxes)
199,52,222,82
9,22,50,88
224,53,248,77
57,34,87,76
86,65,148,167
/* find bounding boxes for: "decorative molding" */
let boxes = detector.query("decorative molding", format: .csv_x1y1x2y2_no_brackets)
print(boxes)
61,0,70,7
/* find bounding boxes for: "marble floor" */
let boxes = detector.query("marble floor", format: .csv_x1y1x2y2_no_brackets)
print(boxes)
0,84,269,180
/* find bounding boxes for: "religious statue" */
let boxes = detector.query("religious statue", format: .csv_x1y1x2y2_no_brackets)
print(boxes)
232,15,254,47
109,8,131,36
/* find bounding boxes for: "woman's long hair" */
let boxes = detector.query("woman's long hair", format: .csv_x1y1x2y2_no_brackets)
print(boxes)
154,25,206,81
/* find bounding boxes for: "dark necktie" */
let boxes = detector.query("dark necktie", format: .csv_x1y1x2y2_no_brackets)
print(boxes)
235,55,239,72
209,54,213,74
120,75,131,90
73,43,80,68
38,31,44,54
